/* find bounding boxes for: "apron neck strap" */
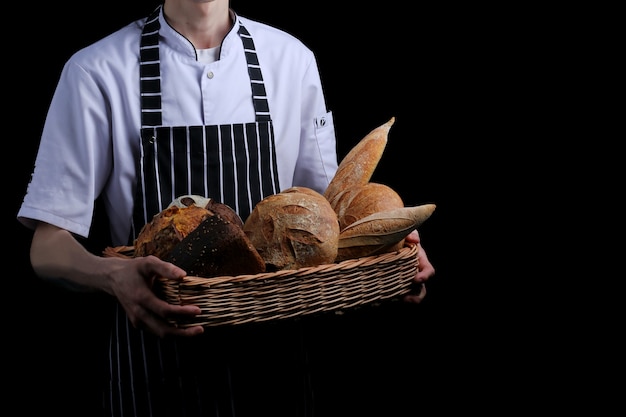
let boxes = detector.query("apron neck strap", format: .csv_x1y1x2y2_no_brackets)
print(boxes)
139,5,271,127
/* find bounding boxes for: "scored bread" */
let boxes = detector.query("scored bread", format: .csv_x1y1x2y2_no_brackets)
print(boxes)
243,186,340,271
134,204,211,259
134,195,263,278
336,204,436,262
324,117,394,210
332,182,405,231
165,212,265,277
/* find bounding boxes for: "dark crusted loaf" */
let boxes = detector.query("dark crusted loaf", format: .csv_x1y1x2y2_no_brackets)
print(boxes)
165,211,266,278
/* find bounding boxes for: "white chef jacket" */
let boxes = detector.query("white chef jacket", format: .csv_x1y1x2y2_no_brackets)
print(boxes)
18,9,337,246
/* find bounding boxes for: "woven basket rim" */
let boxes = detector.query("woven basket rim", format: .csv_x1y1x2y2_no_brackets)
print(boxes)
103,243,419,326
102,243,417,280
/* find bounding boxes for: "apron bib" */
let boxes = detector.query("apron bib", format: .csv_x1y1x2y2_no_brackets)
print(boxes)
103,7,313,417
132,10,280,232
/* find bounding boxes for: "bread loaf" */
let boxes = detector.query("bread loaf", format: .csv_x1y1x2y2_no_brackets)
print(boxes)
168,195,212,209
324,117,394,210
243,186,340,271
165,212,265,277
205,199,244,228
168,194,243,227
333,182,405,231
336,204,436,261
134,204,211,259
134,195,264,277
322,117,437,261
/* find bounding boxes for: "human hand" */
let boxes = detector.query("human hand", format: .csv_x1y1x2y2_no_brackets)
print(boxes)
403,230,435,304
107,255,204,338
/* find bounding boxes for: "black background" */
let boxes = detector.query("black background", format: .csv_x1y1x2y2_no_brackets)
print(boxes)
6,1,512,415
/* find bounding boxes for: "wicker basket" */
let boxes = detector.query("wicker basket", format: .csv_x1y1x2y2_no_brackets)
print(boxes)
103,243,419,327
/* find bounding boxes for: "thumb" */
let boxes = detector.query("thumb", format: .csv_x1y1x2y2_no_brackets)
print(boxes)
140,256,187,281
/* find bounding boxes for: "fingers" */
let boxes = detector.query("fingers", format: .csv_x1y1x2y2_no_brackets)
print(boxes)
128,296,204,338
405,229,420,244
139,255,187,280
414,244,435,283
171,325,205,337
120,257,201,337
132,310,204,338
139,291,203,337
147,317,204,339
403,241,435,304
403,283,427,304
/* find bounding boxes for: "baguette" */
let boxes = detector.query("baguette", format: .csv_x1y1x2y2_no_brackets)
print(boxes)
324,117,395,210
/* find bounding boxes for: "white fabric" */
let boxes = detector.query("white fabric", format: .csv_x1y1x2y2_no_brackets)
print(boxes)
197,46,220,63
18,9,337,245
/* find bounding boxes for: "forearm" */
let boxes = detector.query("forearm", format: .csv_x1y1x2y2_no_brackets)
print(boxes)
30,222,113,294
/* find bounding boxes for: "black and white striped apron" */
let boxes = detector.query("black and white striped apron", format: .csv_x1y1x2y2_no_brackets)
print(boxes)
102,6,314,416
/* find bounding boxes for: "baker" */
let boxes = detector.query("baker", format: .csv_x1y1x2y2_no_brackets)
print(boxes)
17,0,436,415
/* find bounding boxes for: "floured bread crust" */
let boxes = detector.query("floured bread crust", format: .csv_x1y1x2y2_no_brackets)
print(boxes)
134,205,211,259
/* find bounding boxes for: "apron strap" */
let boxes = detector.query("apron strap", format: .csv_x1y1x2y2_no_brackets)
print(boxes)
139,6,271,126
140,6,163,127
237,24,271,122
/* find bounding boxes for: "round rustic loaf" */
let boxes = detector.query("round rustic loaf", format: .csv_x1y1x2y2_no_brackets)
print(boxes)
167,194,244,227
135,195,265,277
134,204,211,259
333,182,404,231
243,186,340,271
165,211,265,277
331,183,405,260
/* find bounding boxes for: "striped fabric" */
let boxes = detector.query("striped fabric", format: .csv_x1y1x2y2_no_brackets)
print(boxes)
136,121,280,228
103,6,309,417
139,10,162,127
133,7,280,231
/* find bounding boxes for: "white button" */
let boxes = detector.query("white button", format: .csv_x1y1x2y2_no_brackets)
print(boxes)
207,71,214,79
